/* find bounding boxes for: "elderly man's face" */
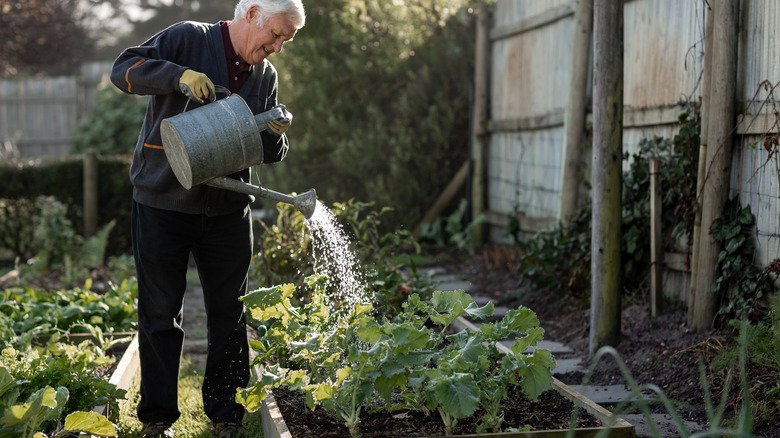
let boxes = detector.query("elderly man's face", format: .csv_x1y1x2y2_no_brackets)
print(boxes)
239,7,297,65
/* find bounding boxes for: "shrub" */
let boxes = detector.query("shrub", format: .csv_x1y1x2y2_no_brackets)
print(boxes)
262,0,477,232
0,155,133,260
71,84,147,156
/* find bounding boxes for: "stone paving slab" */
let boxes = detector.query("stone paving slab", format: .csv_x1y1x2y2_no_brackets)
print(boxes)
567,384,634,406
551,357,583,375
436,279,474,292
622,413,707,437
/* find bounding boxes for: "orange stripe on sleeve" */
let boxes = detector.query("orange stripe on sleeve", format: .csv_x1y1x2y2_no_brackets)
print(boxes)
144,143,164,150
125,59,146,92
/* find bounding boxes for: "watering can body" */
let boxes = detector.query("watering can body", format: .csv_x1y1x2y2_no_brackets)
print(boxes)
160,94,317,218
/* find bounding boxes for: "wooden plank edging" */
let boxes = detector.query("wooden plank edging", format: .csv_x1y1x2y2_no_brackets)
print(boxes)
87,333,140,438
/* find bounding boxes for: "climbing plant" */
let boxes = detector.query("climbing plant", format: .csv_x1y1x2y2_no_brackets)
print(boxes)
513,109,701,300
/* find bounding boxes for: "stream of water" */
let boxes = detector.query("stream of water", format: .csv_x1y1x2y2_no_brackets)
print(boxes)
304,201,372,312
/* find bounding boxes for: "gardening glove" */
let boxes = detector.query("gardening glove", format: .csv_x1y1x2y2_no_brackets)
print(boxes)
178,69,216,103
267,107,293,136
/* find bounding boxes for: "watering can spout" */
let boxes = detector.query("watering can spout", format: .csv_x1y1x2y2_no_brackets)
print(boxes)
292,188,318,219
207,177,317,219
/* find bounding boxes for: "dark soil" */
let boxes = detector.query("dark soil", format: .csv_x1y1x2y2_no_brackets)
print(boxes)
424,245,780,438
273,384,601,437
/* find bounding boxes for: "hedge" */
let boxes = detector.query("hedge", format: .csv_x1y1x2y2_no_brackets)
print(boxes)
0,155,133,260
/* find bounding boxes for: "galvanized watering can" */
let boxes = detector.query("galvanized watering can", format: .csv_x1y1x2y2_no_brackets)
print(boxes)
160,89,317,219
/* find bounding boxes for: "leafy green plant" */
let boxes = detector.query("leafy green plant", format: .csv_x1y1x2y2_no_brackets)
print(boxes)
420,198,486,252
0,279,137,346
17,196,119,288
0,365,117,438
237,278,555,437
710,198,775,325
0,276,137,436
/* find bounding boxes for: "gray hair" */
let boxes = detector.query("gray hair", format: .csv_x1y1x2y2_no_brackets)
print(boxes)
233,0,306,29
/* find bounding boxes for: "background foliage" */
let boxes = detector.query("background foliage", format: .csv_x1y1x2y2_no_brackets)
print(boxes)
71,85,148,155
0,156,133,261
260,0,477,232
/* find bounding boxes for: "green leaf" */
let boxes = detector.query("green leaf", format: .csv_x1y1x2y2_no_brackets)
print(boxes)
290,333,323,354
285,370,309,391
459,333,484,364
0,367,18,398
62,411,117,437
390,324,430,351
236,384,267,412
431,290,471,316
429,373,479,419
374,373,408,403
510,327,546,353
306,382,336,405
498,307,540,334
464,300,494,321
517,350,555,400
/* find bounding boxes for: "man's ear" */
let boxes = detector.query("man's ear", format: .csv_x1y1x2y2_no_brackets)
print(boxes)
246,5,259,22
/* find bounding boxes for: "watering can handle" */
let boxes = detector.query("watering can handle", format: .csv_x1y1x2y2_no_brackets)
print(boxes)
214,85,231,97
182,85,232,112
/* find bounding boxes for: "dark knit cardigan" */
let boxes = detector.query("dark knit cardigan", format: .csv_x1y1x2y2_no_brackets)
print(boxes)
111,20,289,216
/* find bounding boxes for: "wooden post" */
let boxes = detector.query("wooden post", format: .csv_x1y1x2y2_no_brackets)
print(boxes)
649,159,663,317
589,0,623,356
688,3,714,325
691,0,739,332
470,0,490,245
559,0,593,220
83,149,98,238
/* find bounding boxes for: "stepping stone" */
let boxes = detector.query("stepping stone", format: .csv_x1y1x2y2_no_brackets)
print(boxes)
622,413,706,436
567,384,634,406
552,357,583,375
436,279,474,292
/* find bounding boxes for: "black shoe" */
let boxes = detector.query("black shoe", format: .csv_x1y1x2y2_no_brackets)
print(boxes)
211,421,248,438
140,421,174,438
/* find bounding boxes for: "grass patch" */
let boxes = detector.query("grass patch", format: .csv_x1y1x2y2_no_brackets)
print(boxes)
117,355,263,437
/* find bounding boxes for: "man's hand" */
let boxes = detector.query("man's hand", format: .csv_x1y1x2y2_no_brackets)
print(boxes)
267,108,293,136
179,69,216,103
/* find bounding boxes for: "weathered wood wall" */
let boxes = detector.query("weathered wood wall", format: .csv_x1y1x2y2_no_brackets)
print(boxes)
0,62,112,159
479,0,780,303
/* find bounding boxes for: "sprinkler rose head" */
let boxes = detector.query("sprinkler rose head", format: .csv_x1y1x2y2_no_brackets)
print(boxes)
293,189,317,219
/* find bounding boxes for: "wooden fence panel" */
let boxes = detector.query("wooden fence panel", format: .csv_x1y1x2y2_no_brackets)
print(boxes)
482,0,780,280
0,77,78,158
0,61,112,160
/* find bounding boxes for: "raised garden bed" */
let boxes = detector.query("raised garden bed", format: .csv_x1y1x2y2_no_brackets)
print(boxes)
90,333,140,436
252,317,636,438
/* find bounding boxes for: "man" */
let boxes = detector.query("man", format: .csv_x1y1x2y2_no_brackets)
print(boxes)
110,1,305,437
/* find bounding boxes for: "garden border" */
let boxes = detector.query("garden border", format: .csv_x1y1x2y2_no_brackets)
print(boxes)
88,333,140,438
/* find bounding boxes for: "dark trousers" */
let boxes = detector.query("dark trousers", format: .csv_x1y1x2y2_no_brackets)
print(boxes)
132,201,251,424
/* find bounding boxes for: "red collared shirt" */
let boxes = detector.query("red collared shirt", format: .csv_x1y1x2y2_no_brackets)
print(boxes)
221,21,252,93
